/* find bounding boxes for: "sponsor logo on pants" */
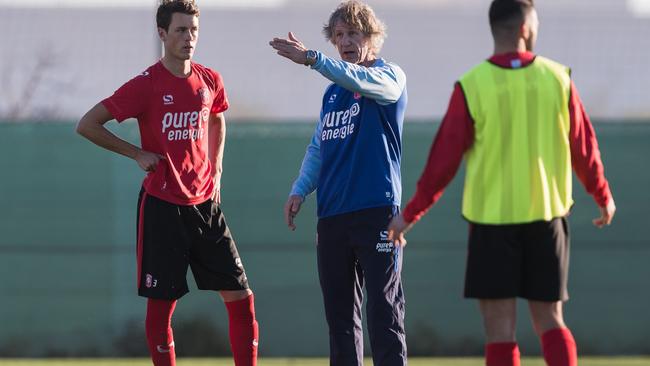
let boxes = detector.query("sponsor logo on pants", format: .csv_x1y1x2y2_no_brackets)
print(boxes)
376,231,394,253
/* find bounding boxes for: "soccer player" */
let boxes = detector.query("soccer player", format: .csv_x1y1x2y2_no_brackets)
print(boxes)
75,1,258,365
269,1,408,365
387,1,615,366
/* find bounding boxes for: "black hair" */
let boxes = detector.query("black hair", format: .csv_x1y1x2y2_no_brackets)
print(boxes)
489,0,534,31
156,0,199,31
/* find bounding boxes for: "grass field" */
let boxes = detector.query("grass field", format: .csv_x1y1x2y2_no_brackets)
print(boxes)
1,358,649,366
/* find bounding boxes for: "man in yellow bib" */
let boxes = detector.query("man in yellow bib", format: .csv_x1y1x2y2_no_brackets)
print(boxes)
387,1,615,365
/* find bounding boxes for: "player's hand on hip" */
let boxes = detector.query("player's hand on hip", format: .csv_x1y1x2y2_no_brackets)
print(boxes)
134,150,165,172
269,32,308,65
593,198,616,228
387,213,412,248
284,194,304,231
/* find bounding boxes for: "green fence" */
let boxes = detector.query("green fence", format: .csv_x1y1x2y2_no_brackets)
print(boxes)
0,121,648,357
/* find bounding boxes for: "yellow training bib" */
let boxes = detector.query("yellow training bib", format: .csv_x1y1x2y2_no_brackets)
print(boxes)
458,56,573,224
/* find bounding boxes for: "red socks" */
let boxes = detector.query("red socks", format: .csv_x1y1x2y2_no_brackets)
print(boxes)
145,298,177,366
542,327,577,366
486,342,520,366
145,294,258,366
484,328,576,366
225,294,259,366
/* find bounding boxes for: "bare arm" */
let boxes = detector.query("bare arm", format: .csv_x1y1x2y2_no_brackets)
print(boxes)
208,112,226,204
75,102,164,172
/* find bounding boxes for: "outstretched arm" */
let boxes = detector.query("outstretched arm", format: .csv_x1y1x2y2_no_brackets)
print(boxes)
269,32,310,65
310,55,405,105
269,32,405,104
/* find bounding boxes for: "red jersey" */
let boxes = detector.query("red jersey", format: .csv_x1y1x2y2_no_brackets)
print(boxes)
403,52,612,224
102,61,229,205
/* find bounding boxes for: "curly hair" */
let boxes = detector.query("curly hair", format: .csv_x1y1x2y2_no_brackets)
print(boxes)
323,1,387,54
156,0,200,31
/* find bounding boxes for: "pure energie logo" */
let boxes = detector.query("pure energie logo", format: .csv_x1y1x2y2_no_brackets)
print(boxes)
321,102,359,141
161,107,210,141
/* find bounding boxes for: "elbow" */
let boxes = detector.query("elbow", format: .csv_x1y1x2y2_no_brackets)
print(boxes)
76,114,95,138
307,144,320,155
75,120,85,136
76,117,89,137
383,95,400,104
386,87,404,103
378,87,403,105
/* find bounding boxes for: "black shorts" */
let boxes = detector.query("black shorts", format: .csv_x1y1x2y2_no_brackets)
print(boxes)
464,217,570,302
136,188,249,300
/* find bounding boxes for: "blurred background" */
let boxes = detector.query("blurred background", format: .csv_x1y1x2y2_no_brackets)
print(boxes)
0,0,648,359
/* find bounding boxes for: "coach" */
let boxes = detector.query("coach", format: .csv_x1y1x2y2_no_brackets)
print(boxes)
270,1,408,365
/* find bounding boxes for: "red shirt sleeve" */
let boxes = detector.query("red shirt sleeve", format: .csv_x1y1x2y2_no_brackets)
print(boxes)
568,81,612,207
101,73,150,122
402,83,474,223
210,71,229,114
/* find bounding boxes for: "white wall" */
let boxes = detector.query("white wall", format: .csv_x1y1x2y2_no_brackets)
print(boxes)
2,0,648,120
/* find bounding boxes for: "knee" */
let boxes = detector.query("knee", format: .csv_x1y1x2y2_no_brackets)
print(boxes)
529,300,565,336
479,299,517,342
224,291,257,323
484,318,517,343
220,289,253,302
532,317,565,337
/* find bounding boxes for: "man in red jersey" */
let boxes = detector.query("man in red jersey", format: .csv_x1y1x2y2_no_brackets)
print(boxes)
76,1,258,365
387,1,615,366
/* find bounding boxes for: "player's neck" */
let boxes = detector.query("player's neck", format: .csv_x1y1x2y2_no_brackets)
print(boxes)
493,40,528,55
161,57,192,78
